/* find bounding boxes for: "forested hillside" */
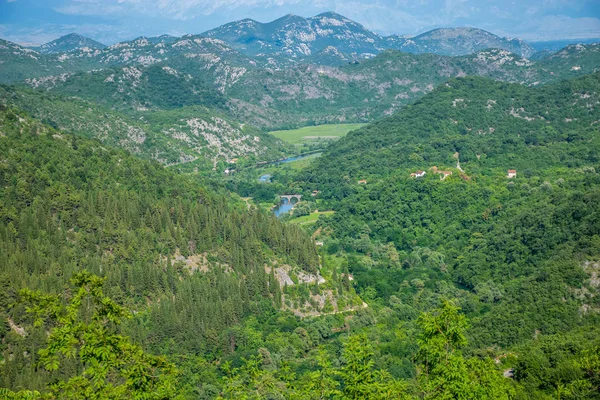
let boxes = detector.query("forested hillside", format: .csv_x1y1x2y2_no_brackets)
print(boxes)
0,106,354,396
260,72,600,386
0,84,289,169
303,72,600,182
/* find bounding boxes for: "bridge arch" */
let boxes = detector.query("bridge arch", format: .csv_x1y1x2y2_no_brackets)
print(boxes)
280,194,302,204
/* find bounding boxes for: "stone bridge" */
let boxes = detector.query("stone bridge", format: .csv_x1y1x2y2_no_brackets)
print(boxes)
280,194,302,203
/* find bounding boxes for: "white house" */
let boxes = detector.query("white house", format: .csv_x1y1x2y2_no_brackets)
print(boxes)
410,170,426,178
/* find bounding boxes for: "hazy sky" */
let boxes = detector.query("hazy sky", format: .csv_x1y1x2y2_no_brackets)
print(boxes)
1,0,599,46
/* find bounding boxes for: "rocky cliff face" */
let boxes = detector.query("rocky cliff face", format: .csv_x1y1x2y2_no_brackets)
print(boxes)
203,12,383,64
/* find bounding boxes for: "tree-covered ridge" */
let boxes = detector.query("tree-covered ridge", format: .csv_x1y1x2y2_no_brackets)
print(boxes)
304,72,600,183
541,43,600,79
0,39,88,84
26,64,228,112
0,35,255,88
0,106,334,393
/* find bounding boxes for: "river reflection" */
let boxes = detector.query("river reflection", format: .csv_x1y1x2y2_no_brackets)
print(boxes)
273,198,294,217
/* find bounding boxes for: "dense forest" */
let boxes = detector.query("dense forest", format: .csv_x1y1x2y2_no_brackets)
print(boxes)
251,73,600,397
0,107,352,397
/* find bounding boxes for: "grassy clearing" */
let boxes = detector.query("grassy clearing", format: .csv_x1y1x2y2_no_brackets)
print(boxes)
289,211,335,225
269,123,366,145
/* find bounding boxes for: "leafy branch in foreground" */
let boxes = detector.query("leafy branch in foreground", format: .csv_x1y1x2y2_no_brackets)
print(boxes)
4,271,179,400
415,300,515,400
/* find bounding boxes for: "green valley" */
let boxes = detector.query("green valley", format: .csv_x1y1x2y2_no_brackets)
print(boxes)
1,8,600,400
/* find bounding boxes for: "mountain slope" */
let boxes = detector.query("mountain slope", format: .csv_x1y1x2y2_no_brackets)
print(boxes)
34,33,106,54
0,85,289,168
391,27,535,57
0,39,75,83
226,48,594,129
26,64,227,111
290,73,600,348
74,35,255,91
539,43,600,79
1,35,256,91
203,12,383,65
0,105,354,393
306,72,600,182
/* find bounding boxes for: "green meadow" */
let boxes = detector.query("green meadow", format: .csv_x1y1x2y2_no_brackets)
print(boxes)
269,123,366,145
289,211,335,225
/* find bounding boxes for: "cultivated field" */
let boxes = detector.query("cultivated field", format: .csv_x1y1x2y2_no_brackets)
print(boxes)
269,123,366,145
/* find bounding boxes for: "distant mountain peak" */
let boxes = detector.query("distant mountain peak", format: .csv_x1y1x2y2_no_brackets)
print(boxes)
314,11,348,19
35,33,106,54
404,27,535,57
416,27,495,40
62,33,86,39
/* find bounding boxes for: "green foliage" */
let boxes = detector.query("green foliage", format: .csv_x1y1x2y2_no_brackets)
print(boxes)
285,73,600,349
0,85,289,169
0,107,319,393
5,271,178,399
415,301,514,400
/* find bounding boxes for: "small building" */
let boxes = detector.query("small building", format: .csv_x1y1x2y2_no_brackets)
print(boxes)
507,169,517,178
430,167,452,180
224,168,231,176
230,158,238,164
438,171,452,180
358,180,367,185
311,190,320,196
410,170,426,178
315,241,324,246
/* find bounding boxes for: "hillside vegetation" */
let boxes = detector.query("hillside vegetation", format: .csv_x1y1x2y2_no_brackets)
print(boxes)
1,13,600,399
0,107,367,397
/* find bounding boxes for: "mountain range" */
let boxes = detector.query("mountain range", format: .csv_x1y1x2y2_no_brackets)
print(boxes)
0,12,598,167
20,12,539,69
203,13,535,64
